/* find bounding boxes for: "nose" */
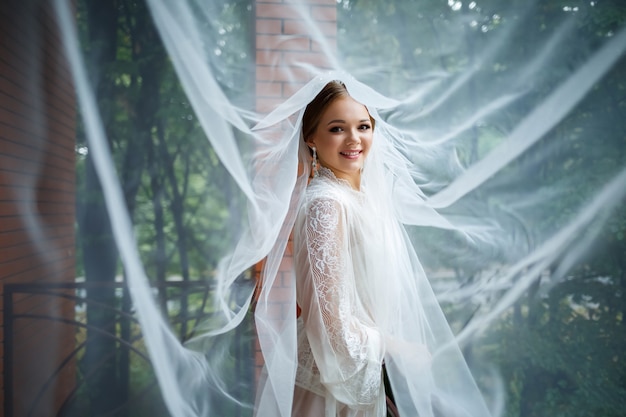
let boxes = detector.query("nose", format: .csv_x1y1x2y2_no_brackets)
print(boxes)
346,128,361,144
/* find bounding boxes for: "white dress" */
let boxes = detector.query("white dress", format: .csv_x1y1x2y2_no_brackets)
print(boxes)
292,166,387,417
290,162,493,417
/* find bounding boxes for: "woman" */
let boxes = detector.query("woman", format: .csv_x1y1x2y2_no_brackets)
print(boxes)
292,81,386,417
288,80,484,417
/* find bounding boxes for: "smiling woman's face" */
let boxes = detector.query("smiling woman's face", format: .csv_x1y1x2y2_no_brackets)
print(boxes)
306,96,374,190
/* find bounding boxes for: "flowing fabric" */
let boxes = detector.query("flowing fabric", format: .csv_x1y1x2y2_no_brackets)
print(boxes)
44,0,626,416
291,166,489,417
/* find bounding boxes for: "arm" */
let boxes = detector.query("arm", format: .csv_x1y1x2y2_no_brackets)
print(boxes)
298,197,384,407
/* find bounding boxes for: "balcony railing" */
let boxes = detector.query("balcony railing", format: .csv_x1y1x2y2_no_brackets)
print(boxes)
3,279,256,417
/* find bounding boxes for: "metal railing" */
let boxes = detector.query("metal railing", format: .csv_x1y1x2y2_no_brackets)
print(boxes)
3,280,255,417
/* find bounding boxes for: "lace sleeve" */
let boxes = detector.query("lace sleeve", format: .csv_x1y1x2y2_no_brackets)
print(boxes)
300,197,384,407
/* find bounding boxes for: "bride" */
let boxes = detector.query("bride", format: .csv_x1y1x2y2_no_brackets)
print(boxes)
285,79,490,417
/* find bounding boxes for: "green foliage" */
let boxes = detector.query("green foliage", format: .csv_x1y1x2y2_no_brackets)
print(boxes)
71,0,626,415
490,258,626,417
75,0,254,283
73,0,254,415
339,1,626,417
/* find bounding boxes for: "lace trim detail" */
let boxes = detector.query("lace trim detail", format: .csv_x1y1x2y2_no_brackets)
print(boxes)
316,166,364,193
299,197,381,405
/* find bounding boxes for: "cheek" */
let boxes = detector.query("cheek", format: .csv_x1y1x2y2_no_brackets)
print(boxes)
362,134,374,156
316,138,336,155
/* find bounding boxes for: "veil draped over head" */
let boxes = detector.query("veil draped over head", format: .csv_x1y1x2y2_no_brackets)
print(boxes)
17,0,625,415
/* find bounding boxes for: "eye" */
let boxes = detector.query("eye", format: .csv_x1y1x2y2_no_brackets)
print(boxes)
359,124,371,130
329,126,343,133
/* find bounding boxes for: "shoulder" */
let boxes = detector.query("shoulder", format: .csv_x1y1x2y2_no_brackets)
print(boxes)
296,185,347,233
304,179,346,216
305,175,346,204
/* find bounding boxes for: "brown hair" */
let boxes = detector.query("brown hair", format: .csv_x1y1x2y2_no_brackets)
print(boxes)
302,80,375,144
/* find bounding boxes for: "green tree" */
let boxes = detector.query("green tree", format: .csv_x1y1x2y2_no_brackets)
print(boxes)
338,1,626,416
74,0,254,415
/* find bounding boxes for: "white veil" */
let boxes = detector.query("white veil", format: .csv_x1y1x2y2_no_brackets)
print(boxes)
43,0,626,416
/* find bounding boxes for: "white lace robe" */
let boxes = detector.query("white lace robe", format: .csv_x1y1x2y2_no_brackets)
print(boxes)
292,167,387,417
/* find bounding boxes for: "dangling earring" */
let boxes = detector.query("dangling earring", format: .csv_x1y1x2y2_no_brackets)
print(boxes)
311,147,319,177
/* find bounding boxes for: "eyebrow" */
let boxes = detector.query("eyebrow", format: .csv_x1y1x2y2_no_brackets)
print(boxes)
326,119,371,125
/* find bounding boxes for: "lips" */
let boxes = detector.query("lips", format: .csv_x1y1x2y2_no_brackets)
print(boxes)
340,150,362,158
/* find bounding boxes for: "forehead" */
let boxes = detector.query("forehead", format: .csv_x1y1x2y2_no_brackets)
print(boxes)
320,96,370,121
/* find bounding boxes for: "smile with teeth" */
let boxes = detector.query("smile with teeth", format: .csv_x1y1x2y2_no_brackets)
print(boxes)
340,150,362,159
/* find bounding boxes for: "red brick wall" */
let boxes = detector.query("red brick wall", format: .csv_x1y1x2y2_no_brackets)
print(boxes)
255,0,337,113
0,1,76,415
254,0,337,381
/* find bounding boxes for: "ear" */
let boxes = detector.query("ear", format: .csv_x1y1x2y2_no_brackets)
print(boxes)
305,138,316,149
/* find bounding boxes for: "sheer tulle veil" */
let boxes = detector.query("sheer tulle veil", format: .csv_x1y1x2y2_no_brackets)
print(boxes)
46,0,626,416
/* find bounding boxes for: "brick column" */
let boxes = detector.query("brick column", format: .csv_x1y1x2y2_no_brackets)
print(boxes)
253,0,337,382
0,1,76,415
255,0,337,113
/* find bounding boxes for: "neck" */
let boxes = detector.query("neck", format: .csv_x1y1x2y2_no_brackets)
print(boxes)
319,165,361,191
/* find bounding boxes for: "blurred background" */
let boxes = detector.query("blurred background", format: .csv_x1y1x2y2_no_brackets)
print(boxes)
0,0,624,416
